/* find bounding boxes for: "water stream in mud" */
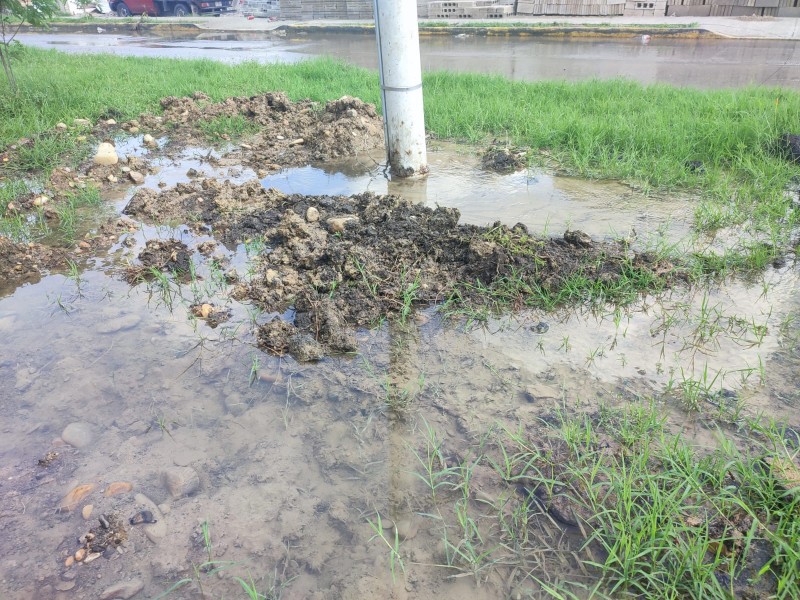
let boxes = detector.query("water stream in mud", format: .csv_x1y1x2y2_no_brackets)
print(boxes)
1,144,798,599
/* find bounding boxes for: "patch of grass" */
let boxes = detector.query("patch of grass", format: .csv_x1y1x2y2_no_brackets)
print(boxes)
413,404,800,598
197,115,260,141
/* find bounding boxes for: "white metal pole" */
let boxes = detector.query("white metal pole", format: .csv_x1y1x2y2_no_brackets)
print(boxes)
372,0,428,178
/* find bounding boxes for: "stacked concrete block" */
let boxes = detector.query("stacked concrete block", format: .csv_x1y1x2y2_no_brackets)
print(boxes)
428,1,513,18
516,0,625,15
664,0,788,16
624,0,666,14
280,0,373,19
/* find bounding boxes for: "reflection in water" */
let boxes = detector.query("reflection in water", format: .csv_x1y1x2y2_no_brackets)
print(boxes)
17,32,800,89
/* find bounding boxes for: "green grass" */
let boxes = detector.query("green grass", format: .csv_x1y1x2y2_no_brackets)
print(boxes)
412,404,800,598
197,115,260,141
0,47,798,273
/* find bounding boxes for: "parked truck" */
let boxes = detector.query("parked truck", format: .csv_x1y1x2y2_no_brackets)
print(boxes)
109,0,233,16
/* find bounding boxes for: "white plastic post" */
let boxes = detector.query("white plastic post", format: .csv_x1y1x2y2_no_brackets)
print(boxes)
373,0,428,178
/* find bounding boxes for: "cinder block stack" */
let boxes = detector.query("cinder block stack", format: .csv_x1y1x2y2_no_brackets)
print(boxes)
516,0,625,15
664,0,792,17
427,1,514,18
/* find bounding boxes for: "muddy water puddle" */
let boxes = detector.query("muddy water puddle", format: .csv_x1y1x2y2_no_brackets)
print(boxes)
0,146,798,599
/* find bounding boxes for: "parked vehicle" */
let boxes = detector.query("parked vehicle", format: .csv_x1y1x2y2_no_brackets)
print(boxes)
109,0,233,17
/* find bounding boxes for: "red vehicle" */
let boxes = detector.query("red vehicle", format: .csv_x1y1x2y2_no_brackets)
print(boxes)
109,0,232,17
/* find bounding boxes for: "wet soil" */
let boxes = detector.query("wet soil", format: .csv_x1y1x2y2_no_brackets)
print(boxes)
123,180,674,360
0,236,67,291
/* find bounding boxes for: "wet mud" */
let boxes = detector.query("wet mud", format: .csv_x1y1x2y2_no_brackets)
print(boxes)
1,92,799,600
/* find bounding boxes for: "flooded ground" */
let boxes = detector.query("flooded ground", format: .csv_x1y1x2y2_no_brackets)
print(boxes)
1,96,799,599
17,32,800,89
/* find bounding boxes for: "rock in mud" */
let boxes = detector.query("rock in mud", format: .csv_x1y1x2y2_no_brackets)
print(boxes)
481,143,528,173
61,422,94,448
133,493,166,542
161,466,200,498
58,483,97,512
82,504,94,520
99,579,144,600
96,314,141,334
105,481,134,497
305,206,320,222
127,171,145,185
94,142,119,166
326,215,359,233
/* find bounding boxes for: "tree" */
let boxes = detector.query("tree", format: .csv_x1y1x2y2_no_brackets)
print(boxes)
0,0,60,94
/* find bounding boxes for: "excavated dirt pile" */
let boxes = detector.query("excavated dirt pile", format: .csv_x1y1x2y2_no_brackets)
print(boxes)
139,92,384,166
124,178,675,361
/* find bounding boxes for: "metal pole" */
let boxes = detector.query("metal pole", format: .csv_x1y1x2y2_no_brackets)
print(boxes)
372,0,428,178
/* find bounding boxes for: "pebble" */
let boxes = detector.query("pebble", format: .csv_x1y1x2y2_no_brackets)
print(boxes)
99,579,144,600
61,422,94,448
133,493,166,543
73,118,91,127
128,126,140,134
531,321,549,334
32,195,49,207
93,142,119,166
107,175,118,183
106,119,117,125
104,481,133,497
84,552,102,564
59,483,96,512
82,504,94,520
97,314,141,334
161,467,200,498
55,122,68,131
64,556,75,568
55,581,75,592
142,134,155,146
326,215,359,234
305,207,320,223
74,548,87,562
128,171,145,185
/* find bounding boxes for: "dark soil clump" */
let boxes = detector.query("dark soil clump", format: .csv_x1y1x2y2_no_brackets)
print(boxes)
125,239,191,283
778,133,800,163
481,143,529,173
0,235,66,292
125,178,675,361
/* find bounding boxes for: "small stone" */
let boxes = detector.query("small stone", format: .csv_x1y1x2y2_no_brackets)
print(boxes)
305,207,320,223
107,175,118,183
257,169,268,178
73,118,91,127
121,166,131,173
61,422,94,448
129,119,140,128
32,195,49,207
59,483,96,512
326,216,359,234
128,126,140,134
128,171,144,185
97,314,141,334
99,579,144,600
83,552,102,564
276,135,285,141
240,143,252,150
105,481,133,497
55,122,68,131
79,241,90,249
82,504,94,520
134,493,166,543
200,304,213,319
288,138,305,146
94,142,119,166
161,467,200,499
55,581,76,592
106,119,117,126
65,556,75,567
74,548,87,562
142,134,155,146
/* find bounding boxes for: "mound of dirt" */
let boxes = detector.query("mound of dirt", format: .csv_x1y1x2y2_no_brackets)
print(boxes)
138,92,384,166
0,235,66,291
481,143,529,173
124,179,675,361
124,239,192,283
